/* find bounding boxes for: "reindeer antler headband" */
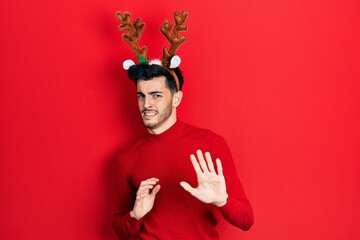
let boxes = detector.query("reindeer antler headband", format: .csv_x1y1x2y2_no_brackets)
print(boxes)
115,10,188,90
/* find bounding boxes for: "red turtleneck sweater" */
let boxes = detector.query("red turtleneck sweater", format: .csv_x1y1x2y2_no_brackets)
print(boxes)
113,120,254,239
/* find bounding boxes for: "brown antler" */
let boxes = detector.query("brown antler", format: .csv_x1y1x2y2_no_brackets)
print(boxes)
115,11,148,60
160,11,188,67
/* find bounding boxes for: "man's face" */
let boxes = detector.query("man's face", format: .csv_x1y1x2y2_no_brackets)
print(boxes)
136,76,176,133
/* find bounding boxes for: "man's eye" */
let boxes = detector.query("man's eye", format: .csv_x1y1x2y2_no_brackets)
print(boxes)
137,95,144,99
153,94,162,98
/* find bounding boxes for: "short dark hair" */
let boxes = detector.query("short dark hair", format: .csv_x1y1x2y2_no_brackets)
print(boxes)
128,63,184,93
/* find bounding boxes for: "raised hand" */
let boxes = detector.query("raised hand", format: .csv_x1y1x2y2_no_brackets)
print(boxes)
180,150,228,207
131,178,161,220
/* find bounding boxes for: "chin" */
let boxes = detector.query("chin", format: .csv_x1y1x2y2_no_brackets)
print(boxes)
143,120,158,129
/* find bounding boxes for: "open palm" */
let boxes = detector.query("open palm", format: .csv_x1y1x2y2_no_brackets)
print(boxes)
180,150,228,206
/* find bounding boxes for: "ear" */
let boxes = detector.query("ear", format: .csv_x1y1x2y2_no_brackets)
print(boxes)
172,91,183,108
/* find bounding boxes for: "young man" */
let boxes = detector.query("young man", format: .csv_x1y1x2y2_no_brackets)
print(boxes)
112,63,254,239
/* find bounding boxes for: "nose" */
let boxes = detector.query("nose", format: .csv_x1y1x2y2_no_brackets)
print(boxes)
144,96,153,109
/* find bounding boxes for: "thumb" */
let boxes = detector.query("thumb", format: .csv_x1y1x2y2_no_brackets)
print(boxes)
150,185,161,197
180,181,196,196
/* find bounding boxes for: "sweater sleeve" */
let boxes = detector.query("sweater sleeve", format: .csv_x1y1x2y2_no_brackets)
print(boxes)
217,196,254,231
112,152,143,239
209,133,254,231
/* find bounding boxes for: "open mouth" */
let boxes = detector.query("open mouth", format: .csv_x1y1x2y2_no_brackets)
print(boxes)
142,110,157,118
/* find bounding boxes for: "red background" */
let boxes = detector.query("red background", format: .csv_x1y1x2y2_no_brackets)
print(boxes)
1,0,359,239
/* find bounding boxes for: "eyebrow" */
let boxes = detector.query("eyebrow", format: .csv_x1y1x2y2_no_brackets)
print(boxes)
149,91,163,95
137,91,163,95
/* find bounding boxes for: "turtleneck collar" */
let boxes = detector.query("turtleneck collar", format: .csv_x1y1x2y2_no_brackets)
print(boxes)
144,119,184,142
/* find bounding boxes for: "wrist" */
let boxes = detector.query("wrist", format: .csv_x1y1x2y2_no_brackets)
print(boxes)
213,195,228,207
130,211,142,220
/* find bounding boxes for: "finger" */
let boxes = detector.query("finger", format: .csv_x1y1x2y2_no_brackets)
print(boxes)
138,184,155,192
196,149,209,173
137,180,158,197
180,181,197,196
138,185,158,199
204,152,215,173
138,186,160,199
138,179,159,191
190,154,202,174
216,158,223,176
140,178,159,186
150,185,161,197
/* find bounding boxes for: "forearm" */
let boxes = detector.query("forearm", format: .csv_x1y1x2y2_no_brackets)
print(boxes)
112,211,143,239
217,196,254,231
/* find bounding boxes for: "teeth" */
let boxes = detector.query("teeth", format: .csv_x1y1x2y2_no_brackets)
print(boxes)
144,111,156,116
